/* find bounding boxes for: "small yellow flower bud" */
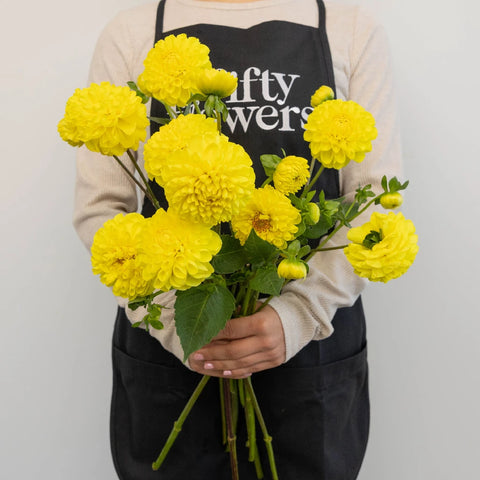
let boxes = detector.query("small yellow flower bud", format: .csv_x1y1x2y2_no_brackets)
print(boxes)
305,203,320,225
380,192,403,209
277,259,308,280
195,68,238,98
310,85,334,107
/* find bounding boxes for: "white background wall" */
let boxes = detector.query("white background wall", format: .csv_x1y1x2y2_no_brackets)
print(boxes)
1,0,478,478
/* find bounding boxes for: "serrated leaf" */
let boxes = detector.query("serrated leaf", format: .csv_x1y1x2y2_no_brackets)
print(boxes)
243,230,278,267
249,265,284,296
212,235,247,274
175,285,236,361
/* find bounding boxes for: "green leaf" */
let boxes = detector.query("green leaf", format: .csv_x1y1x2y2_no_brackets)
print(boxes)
381,175,388,192
204,95,216,117
127,81,150,104
297,245,311,258
304,215,334,239
355,184,375,205
148,116,170,126
243,230,278,267
249,265,284,296
260,154,282,177
175,284,236,361
149,319,164,330
212,235,247,274
131,321,143,328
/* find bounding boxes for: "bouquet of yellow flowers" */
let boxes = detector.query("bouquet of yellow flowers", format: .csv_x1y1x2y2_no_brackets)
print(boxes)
59,33,418,480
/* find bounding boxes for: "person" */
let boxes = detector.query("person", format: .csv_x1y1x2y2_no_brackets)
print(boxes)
73,0,402,478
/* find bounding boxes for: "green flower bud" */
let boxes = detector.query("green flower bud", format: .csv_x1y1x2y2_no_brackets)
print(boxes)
305,202,321,225
380,192,403,209
277,258,308,280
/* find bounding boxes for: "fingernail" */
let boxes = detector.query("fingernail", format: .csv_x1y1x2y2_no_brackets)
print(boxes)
193,353,204,361
223,370,232,376
204,362,214,370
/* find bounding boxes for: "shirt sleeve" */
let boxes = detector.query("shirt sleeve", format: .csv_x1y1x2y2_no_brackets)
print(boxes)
269,7,403,362
72,12,189,366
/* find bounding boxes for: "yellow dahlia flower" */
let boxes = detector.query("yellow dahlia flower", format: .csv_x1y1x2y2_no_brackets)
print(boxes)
311,85,334,107
162,134,255,226
58,82,149,156
273,155,310,195
137,34,212,107
195,68,238,98
91,213,154,299
231,186,301,249
304,99,377,169
138,209,222,292
277,258,308,280
144,114,219,185
344,211,418,283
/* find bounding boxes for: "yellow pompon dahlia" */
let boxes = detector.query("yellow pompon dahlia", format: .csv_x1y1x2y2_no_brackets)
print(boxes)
273,155,310,195
344,211,419,283
162,134,256,226
137,34,212,107
304,99,377,169
138,209,222,292
58,82,149,156
311,85,335,107
231,186,301,249
91,213,154,299
144,114,220,185
195,68,238,98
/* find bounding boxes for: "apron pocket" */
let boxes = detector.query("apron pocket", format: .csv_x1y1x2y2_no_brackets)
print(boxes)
252,345,369,480
110,346,231,480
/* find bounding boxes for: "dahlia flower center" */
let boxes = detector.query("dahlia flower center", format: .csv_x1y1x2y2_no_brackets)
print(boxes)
252,212,272,233
193,174,227,204
113,252,136,266
333,114,352,138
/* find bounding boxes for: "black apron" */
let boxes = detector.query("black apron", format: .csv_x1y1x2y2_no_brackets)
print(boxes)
111,1,369,479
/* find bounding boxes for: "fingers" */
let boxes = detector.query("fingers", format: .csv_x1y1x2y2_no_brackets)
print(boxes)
188,305,286,379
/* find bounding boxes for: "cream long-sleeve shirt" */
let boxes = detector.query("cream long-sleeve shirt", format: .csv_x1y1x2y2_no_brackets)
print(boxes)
73,0,402,364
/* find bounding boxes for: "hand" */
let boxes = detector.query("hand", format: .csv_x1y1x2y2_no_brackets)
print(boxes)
188,305,286,379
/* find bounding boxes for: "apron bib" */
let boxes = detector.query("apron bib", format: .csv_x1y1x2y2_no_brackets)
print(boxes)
111,1,369,478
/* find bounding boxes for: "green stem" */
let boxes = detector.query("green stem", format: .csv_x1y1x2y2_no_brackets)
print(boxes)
240,286,253,317
152,375,210,471
162,102,178,120
302,162,324,197
216,110,222,134
260,176,273,188
244,385,257,463
112,155,150,199
245,377,279,480
316,244,348,252
223,378,239,480
220,379,227,446
126,150,160,210
194,100,202,115
305,195,382,262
